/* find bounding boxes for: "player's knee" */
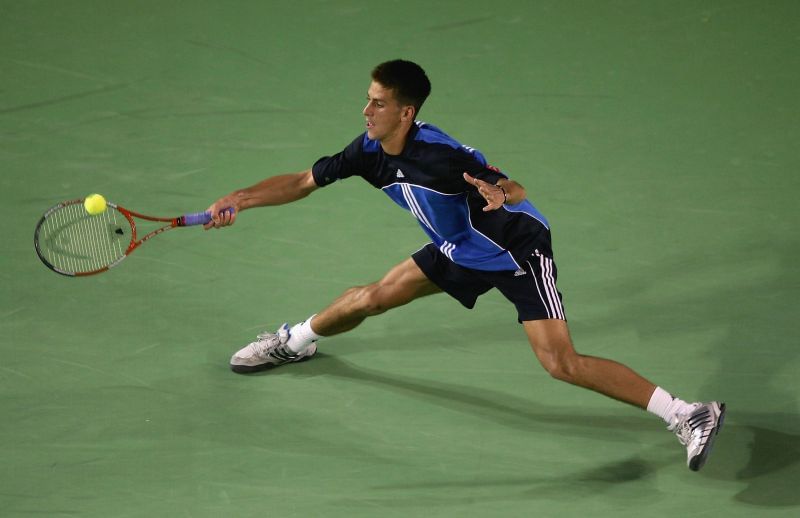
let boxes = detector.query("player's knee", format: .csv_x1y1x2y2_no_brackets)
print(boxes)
347,284,388,317
541,352,580,384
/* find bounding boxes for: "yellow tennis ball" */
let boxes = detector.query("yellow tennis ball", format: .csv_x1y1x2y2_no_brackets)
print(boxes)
84,194,107,215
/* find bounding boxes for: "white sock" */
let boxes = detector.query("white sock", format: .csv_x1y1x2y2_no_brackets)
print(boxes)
286,315,322,353
647,387,693,425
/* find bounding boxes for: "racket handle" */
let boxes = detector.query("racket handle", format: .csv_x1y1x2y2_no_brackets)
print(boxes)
181,211,212,226
180,208,234,226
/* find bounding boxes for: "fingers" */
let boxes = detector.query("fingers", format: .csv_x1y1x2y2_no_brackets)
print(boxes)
463,171,504,211
462,172,478,185
203,205,237,230
203,206,220,230
481,198,503,211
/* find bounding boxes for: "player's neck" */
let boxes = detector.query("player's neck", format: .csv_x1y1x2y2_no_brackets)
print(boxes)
379,124,413,156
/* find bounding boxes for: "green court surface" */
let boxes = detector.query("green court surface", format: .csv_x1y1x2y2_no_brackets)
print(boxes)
1,1,798,516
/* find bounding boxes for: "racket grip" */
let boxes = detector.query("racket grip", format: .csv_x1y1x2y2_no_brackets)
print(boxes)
181,208,235,226
181,211,212,226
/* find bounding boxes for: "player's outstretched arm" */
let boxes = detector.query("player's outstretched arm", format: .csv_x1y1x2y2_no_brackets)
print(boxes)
204,170,319,229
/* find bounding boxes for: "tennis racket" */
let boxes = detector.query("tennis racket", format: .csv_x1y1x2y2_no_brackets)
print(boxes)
34,198,228,277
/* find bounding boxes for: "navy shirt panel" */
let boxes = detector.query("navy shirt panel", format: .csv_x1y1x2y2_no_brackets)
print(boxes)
311,122,549,271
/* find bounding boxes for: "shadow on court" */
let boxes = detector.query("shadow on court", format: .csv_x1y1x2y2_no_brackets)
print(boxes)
335,458,658,510
259,351,800,509
732,424,800,507
701,239,800,508
258,352,656,439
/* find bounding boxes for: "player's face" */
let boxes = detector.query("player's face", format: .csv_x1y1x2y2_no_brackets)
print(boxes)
363,81,410,146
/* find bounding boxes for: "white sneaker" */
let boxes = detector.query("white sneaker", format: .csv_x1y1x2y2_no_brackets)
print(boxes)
669,401,726,471
229,323,317,374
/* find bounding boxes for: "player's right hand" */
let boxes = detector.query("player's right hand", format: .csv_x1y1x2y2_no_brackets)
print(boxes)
204,197,238,230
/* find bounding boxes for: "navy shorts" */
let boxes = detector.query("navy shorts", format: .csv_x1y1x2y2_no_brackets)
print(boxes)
412,243,566,323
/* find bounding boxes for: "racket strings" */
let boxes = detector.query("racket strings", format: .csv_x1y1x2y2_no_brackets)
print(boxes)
38,203,131,274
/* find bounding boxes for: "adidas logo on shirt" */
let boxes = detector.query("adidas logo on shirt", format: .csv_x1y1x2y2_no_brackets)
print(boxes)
396,169,405,178
514,268,527,277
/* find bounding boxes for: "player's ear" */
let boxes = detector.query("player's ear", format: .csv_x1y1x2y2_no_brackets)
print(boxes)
401,105,416,122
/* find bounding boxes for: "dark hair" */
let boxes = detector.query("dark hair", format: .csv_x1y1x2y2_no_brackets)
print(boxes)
371,59,431,117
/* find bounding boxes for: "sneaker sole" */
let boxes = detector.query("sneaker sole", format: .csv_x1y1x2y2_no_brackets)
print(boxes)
689,402,726,471
229,345,317,374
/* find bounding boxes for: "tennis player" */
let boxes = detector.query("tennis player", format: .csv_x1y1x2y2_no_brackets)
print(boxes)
204,59,725,471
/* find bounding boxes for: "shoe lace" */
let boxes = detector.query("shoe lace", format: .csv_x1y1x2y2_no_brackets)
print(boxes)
251,332,285,357
670,419,693,446
250,329,300,361
668,404,710,447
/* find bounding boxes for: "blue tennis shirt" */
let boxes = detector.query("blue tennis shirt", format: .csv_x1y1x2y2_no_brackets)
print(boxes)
312,121,550,271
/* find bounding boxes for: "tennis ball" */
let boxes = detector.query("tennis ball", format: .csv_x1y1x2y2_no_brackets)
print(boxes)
84,194,107,215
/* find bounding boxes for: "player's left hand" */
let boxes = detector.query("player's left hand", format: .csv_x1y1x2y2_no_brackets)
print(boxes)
463,172,506,212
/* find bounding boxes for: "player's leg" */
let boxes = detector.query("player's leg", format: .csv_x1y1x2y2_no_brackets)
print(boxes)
522,318,656,408
523,318,726,470
494,246,725,470
229,258,440,373
311,257,442,336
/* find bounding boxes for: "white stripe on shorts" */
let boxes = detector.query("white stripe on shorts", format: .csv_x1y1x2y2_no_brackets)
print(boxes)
439,240,455,261
527,253,565,320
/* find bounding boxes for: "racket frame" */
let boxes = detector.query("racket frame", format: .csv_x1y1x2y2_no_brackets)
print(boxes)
34,199,207,277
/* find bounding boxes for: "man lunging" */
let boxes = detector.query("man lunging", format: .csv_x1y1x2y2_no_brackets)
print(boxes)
204,60,725,472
